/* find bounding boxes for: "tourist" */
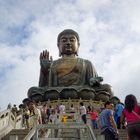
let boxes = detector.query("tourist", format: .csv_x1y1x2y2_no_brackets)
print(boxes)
49,109,57,124
7,103,12,109
121,94,140,140
69,104,76,121
23,106,30,129
62,114,67,124
46,105,52,122
89,107,98,129
11,104,18,116
55,104,60,114
87,105,92,113
28,100,42,129
59,103,65,114
58,103,65,121
41,103,48,124
100,101,120,140
79,102,87,124
70,104,75,113
115,100,124,129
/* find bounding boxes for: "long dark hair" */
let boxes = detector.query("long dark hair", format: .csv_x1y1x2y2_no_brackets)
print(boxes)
125,94,137,112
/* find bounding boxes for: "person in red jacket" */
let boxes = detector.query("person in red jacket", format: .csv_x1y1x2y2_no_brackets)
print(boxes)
89,107,98,129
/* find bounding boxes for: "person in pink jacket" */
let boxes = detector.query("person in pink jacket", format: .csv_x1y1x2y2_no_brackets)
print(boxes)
121,94,140,140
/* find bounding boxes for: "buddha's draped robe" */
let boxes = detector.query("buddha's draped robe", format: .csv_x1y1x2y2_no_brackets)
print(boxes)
48,57,98,87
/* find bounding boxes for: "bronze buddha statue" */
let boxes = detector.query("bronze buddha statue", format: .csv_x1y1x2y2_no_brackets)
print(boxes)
26,29,113,103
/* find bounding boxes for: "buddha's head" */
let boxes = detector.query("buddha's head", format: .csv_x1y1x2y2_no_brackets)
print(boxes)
57,29,80,56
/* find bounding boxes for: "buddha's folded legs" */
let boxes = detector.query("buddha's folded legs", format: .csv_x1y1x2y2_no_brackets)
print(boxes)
27,85,113,103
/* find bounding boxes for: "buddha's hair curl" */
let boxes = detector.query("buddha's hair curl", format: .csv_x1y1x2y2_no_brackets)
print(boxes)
57,29,80,44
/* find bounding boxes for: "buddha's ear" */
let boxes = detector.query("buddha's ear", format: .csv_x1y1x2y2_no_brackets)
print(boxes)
57,42,59,47
76,43,80,56
57,43,62,57
77,42,80,49
58,49,62,57
78,42,80,46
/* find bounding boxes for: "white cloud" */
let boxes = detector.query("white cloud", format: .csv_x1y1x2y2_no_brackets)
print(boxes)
0,0,140,109
102,44,140,101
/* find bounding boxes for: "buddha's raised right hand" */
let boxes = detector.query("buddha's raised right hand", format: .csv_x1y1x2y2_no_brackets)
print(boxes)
40,50,53,70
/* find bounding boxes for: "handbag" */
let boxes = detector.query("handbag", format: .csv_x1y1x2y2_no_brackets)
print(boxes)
127,110,140,126
101,126,120,140
127,110,140,140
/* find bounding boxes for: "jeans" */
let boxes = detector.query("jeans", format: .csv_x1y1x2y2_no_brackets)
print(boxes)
91,120,98,129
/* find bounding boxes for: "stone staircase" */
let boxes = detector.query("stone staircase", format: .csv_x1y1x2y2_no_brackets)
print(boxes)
57,128,127,140
1,125,127,140
1,129,29,140
57,128,80,140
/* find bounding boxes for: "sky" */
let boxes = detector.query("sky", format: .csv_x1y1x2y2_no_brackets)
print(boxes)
0,0,140,110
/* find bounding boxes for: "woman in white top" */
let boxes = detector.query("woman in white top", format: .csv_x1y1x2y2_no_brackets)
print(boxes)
80,102,87,124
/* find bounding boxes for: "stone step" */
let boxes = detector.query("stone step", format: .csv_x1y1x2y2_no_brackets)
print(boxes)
1,129,29,140
58,128,80,140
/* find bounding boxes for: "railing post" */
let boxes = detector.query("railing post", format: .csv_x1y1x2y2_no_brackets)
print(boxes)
8,109,11,126
20,108,24,128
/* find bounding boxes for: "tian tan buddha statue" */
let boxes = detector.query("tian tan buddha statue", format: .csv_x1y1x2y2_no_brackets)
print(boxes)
26,29,113,103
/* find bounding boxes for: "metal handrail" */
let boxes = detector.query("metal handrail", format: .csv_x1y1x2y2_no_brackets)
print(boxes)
23,126,36,140
33,122,97,140
87,125,97,140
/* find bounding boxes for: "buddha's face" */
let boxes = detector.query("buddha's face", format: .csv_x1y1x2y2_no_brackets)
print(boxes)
58,34,79,56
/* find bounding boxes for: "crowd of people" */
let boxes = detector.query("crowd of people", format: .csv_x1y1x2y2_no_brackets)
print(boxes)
70,94,140,140
98,94,140,140
21,100,90,130
21,101,82,130
6,94,140,140
22,101,60,129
